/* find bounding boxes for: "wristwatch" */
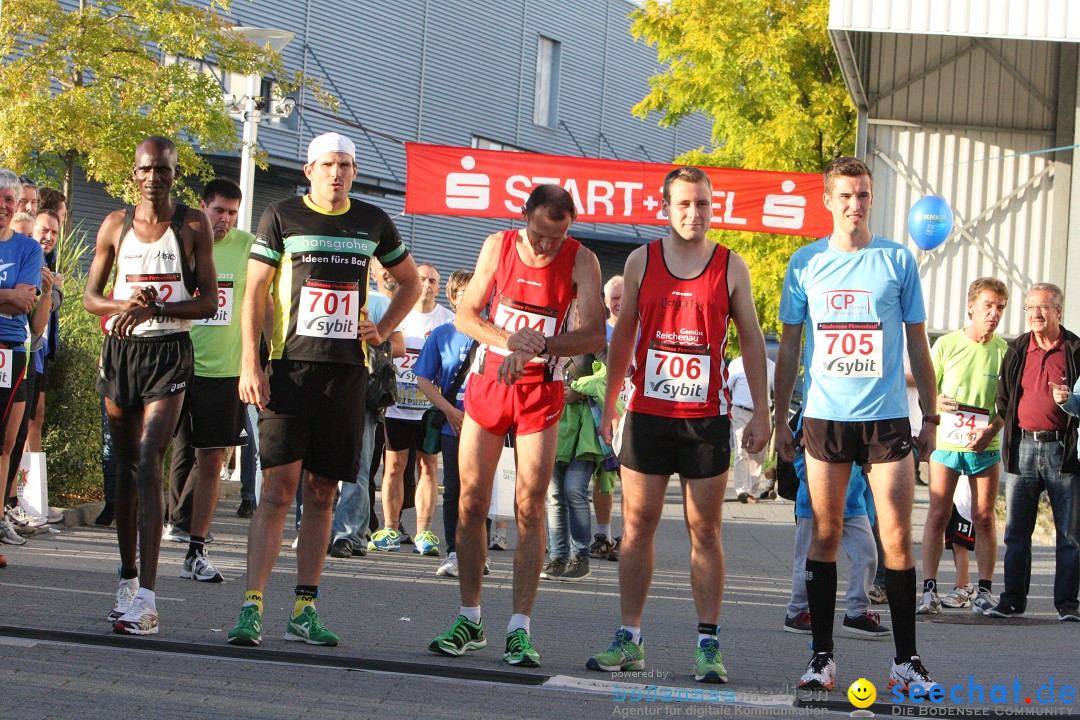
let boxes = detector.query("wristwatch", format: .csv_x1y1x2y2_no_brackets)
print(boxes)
922,413,941,425
151,299,165,317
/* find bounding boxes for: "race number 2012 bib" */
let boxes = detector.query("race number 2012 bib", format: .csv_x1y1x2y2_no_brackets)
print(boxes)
814,321,883,378
938,404,990,446
198,280,233,326
297,278,359,339
642,342,710,403
489,297,557,363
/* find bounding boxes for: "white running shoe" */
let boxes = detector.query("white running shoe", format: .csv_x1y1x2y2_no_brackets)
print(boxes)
180,552,224,582
6,505,46,528
798,652,836,690
940,584,973,609
889,655,939,695
436,551,459,577
971,588,995,615
488,527,508,551
916,589,941,614
0,519,26,545
109,578,139,621
113,595,159,635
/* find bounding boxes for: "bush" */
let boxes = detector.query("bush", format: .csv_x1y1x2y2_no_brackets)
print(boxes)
43,226,104,504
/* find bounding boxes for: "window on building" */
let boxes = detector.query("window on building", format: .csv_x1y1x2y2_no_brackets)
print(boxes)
471,136,527,152
533,36,561,127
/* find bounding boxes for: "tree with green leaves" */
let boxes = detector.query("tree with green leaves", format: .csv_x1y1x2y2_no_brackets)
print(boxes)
631,0,855,339
0,0,318,204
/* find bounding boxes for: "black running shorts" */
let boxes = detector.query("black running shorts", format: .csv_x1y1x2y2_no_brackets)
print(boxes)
617,410,731,479
181,375,248,449
97,332,194,409
944,504,976,551
258,359,367,483
802,417,913,466
384,417,425,453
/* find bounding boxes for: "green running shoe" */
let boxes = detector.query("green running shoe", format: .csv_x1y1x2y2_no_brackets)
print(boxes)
285,606,340,646
429,615,486,656
413,530,441,556
503,628,541,667
694,638,729,683
586,629,645,671
227,604,263,646
367,527,401,552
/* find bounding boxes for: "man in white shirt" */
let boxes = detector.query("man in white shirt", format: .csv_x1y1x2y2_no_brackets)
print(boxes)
728,355,775,503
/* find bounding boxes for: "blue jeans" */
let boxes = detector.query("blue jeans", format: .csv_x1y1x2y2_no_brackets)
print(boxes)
240,403,260,506
1001,437,1080,613
546,458,595,560
330,408,378,548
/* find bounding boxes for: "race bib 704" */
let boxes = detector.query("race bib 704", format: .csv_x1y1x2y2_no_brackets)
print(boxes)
489,297,557,362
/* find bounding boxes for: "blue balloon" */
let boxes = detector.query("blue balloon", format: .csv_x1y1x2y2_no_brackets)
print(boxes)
907,195,954,251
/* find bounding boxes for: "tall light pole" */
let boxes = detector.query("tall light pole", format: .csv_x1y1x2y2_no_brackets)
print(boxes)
229,27,295,232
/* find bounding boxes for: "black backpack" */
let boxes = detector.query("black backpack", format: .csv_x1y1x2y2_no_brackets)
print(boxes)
774,409,802,502
365,339,397,412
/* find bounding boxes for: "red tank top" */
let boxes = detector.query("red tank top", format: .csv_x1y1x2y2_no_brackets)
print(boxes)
628,239,732,418
475,229,581,384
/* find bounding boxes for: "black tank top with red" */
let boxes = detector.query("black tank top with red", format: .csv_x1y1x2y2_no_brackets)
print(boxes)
474,229,580,384
628,239,732,418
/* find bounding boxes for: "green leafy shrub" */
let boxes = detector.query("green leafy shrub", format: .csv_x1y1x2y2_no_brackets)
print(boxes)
42,225,103,504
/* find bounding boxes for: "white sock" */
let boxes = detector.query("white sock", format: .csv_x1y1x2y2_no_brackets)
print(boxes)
598,524,611,538
136,587,156,609
508,613,530,634
620,625,642,644
459,606,481,623
698,633,716,644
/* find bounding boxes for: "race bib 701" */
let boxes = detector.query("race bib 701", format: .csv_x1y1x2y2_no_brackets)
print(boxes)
297,278,359,339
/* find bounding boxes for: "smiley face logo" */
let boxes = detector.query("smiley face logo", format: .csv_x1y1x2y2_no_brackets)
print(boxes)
847,678,876,708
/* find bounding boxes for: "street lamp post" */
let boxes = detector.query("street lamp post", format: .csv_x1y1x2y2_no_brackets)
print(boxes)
229,27,295,233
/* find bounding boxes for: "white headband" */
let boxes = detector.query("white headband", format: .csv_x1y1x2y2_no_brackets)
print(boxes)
307,132,356,164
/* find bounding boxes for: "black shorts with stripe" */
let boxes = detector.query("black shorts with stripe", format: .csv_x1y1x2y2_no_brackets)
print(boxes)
97,332,193,409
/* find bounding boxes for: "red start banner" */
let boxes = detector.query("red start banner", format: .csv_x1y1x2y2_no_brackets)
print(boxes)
404,142,832,238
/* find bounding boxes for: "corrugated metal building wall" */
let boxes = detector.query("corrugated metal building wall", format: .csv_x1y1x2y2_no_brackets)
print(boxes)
830,3,1074,339
66,0,714,290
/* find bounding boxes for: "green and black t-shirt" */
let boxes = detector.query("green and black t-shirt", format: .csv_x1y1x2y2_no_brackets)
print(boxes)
250,195,408,366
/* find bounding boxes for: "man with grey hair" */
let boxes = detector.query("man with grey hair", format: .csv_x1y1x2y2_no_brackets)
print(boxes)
988,282,1080,621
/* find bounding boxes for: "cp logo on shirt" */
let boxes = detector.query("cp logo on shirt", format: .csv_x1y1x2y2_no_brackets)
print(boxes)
824,290,870,313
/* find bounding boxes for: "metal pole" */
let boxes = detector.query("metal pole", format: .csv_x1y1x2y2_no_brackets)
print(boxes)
238,72,261,233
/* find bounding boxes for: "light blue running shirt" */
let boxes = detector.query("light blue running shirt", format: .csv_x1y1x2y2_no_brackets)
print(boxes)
779,235,926,422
